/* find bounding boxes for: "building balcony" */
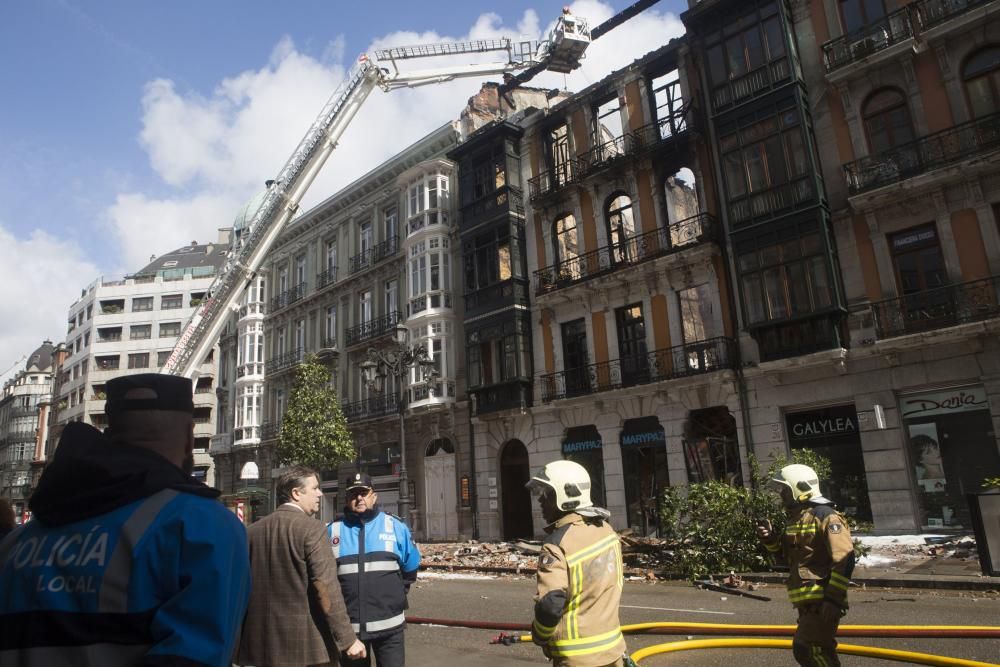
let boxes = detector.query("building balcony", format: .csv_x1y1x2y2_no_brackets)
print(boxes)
870,275,1000,339
534,213,718,295
260,422,280,442
209,432,233,456
459,186,524,231
6,430,37,444
844,111,1000,196
236,362,264,380
9,407,38,419
316,267,338,290
528,159,580,202
238,303,264,321
341,393,400,423
265,348,303,375
345,311,403,347
470,379,532,417
407,291,452,318
463,278,530,319
711,58,792,113
822,7,914,75
538,337,737,403
233,425,261,447
349,237,400,274
269,282,306,313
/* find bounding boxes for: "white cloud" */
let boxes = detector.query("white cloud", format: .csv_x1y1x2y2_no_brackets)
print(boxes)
107,2,685,270
0,224,100,384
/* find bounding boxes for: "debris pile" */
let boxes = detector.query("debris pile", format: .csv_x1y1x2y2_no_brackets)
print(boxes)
856,534,980,566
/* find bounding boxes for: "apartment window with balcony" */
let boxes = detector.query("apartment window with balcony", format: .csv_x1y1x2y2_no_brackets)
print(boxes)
384,206,399,244
294,319,306,359
295,254,307,289
325,239,338,273
554,214,580,275
544,122,572,187
278,266,289,295
592,94,624,147
561,318,589,396
359,290,372,325
616,304,648,386
407,173,449,235
359,221,373,257
410,321,452,398
705,4,788,108
128,353,150,370
890,223,947,298
275,387,285,423
132,297,153,312
276,326,287,355
130,324,151,340
863,88,914,155
721,104,810,226
839,0,887,35
324,305,337,346
385,278,399,316
409,238,450,314
606,193,637,263
161,294,182,310
159,322,181,338
963,46,1000,118
737,224,834,325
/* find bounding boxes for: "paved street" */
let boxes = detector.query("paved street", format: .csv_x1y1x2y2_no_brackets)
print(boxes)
405,573,1000,665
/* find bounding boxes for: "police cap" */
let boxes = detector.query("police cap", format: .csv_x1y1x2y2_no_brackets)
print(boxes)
346,472,374,493
105,374,194,416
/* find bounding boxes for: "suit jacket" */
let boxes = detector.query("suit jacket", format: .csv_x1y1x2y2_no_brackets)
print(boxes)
237,505,356,667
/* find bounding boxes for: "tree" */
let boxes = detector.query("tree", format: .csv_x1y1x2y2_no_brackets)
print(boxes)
276,354,355,470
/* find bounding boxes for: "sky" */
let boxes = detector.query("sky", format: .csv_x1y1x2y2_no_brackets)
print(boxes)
0,0,688,381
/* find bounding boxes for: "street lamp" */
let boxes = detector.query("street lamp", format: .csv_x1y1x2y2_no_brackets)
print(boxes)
359,324,439,524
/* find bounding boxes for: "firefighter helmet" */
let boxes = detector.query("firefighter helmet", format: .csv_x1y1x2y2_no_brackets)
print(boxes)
771,463,822,503
525,460,592,512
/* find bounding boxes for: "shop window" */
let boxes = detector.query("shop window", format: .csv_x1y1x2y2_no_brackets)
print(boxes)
683,407,742,485
561,426,607,509
963,46,1000,118
621,416,668,536
862,88,914,155
606,193,636,263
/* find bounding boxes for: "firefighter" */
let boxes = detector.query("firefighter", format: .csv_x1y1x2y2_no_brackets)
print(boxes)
525,460,627,667
757,463,856,667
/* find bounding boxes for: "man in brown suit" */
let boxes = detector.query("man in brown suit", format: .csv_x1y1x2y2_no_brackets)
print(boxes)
238,466,366,667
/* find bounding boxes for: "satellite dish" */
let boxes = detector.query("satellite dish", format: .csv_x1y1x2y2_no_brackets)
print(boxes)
240,461,260,481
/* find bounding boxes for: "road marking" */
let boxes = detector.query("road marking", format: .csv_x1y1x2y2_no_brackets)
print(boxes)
620,605,735,616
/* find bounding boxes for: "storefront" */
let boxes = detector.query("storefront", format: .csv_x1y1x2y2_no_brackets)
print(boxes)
785,404,871,521
620,416,668,536
562,425,606,508
900,386,1000,530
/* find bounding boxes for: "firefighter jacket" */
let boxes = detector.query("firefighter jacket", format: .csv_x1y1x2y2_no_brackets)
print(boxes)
327,507,420,640
763,501,856,609
531,510,626,666
0,422,251,667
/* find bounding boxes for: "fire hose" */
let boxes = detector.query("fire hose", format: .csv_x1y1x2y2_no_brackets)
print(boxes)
405,617,1000,665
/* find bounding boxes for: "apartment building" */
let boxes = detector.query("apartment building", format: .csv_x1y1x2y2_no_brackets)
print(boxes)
680,0,1000,532
55,238,228,485
0,341,56,521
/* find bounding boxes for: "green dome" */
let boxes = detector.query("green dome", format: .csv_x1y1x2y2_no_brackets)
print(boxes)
233,190,269,235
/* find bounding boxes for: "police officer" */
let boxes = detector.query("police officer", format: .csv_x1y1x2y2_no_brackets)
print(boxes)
526,460,627,667
757,464,855,667
0,374,251,666
328,473,420,667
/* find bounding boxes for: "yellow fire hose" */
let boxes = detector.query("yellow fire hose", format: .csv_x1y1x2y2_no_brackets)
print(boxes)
628,638,999,666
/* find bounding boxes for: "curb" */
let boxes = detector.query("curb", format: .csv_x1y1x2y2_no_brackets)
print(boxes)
738,571,1000,593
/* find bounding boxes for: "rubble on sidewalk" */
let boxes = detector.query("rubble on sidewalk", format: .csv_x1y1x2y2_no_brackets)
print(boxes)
856,534,981,567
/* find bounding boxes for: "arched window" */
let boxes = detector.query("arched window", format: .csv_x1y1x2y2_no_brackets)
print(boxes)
862,89,914,155
605,193,636,263
553,214,579,272
963,46,1000,118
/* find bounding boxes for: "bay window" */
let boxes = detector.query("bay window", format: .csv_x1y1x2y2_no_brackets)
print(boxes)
410,321,453,401
407,172,450,235
408,236,452,315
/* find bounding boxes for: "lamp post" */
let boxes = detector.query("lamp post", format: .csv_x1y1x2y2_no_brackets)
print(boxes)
359,323,438,524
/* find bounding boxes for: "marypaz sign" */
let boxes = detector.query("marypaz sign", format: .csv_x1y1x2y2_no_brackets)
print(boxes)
786,404,859,443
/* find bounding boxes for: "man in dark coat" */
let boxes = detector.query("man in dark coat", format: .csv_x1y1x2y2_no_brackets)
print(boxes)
238,466,365,667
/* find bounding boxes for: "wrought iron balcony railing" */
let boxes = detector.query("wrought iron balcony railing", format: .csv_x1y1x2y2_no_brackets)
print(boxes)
539,337,736,402
463,278,530,317
822,7,914,73
316,267,338,290
459,186,524,226
345,310,402,347
729,175,815,229
870,275,1000,339
341,393,400,422
528,159,580,201
269,282,306,312
260,422,280,441
915,0,996,30
711,57,792,111
844,111,1000,194
349,237,399,274
265,348,303,374
470,379,533,416
534,213,717,295
408,291,452,316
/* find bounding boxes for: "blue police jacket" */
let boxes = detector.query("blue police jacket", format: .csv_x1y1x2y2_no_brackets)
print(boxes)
327,507,420,640
0,422,251,667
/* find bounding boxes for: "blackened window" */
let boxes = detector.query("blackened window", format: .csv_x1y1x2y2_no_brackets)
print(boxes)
863,88,914,154
606,194,636,264
554,214,580,272
963,46,1000,118
616,304,648,386
463,228,514,292
704,3,790,109
545,122,573,186
890,224,947,297
839,0,887,35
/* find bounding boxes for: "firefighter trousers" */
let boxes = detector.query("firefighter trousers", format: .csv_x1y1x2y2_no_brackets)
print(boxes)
792,604,841,667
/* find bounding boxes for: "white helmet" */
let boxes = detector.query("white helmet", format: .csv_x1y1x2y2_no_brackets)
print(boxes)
525,460,592,512
771,464,822,503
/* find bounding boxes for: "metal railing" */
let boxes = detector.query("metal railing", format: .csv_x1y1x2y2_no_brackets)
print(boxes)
534,213,717,295
269,282,306,312
265,348,304,374
470,380,532,416
349,237,400,274
711,58,792,111
915,0,996,30
823,7,914,72
341,393,400,422
346,311,402,347
408,291,452,316
463,278,530,316
729,176,815,228
528,159,580,200
260,422,280,441
870,275,1000,339
459,186,524,225
539,337,736,402
316,267,338,289
844,111,1000,194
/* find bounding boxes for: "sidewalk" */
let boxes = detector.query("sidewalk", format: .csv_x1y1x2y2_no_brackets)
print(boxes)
741,560,1000,592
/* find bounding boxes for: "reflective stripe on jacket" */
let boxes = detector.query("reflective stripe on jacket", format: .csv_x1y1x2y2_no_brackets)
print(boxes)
531,512,626,666
0,489,250,667
772,503,856,609
328,511,420,640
